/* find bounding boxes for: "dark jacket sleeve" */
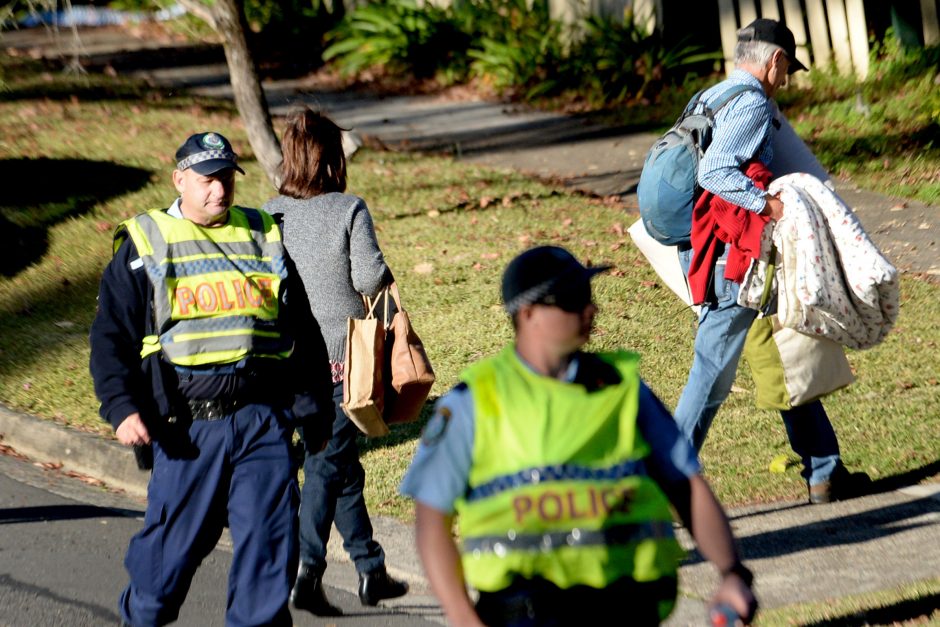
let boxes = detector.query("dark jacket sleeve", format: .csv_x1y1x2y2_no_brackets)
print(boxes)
281,250,335,443
89,238,161,431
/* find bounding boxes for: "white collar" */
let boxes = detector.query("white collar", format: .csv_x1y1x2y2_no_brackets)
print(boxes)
167,198,183,219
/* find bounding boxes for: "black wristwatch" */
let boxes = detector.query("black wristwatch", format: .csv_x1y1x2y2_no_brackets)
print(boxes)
723,561,754,587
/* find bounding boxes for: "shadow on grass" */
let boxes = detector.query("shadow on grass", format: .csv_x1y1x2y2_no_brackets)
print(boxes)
0,158,151,276
868,460,940,495
727,461,940,524
0,270,100,379
0,76,154,103
800,592,940,626
0,37,226,102
804,126,940,164
374,189,566,221
358,398,437,454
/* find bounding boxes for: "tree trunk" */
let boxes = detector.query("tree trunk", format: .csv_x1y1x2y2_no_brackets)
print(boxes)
210,0,282,189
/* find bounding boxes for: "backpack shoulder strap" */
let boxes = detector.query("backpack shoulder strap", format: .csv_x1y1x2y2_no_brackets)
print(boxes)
682,88,708,114
709,83,765,115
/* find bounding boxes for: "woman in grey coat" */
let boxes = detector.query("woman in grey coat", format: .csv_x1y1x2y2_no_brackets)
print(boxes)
264,107,408,616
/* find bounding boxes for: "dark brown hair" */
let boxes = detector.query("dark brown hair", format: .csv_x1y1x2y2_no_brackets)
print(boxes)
278,107,347,198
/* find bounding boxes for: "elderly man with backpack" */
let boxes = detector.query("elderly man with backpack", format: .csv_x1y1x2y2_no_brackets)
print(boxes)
640,19,870,505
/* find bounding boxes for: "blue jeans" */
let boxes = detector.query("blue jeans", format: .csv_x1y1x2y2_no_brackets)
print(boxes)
120,404,298,627
674,248,840,486
298,382,385,575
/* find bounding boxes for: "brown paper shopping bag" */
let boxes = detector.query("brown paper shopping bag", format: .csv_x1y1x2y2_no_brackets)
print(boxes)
341,295,391,437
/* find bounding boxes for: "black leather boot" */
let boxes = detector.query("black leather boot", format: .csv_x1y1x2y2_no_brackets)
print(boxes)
291,562,343,616
358,566,409,606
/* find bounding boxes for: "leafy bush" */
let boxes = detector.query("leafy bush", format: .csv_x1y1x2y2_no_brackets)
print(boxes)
571,13,719,105
466,0,568,98
570,14,647,103
323,0,719,104
323,0,472,82
867,28,940,84
244,0,342,37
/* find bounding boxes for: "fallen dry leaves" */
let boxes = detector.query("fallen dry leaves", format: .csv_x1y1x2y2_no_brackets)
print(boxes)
0,442,29,461
64,471,106,487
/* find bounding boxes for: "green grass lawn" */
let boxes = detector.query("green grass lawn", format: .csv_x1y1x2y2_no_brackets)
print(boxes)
756,577,940,626
1,62,938,524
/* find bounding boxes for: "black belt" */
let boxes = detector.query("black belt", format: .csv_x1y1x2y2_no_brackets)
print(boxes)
171,398,244,422
475,576,674,625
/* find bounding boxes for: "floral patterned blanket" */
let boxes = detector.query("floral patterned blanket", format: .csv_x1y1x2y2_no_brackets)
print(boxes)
738,173,899,350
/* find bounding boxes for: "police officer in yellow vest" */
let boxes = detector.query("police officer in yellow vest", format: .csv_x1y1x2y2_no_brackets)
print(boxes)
400,246,757,626
89,132,333,626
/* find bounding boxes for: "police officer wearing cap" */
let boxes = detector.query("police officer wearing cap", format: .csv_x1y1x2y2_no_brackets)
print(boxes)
90,131,334,626
671,19,870,505
400,245,757,626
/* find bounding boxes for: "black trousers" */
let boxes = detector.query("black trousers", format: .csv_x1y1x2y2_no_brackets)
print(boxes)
475,575,677,627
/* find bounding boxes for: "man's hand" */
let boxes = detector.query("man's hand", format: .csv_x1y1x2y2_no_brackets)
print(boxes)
712,570,758,624
116,412,151,447
761,194,785,221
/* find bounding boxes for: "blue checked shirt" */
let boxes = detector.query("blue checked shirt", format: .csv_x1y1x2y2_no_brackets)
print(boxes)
697,69,777,213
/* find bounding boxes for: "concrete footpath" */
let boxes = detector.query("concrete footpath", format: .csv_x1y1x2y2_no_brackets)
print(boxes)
2,24,940,625
4,403,940,625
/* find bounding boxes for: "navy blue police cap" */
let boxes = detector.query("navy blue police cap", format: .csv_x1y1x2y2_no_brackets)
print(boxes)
175,132,245,175
502,246,611,315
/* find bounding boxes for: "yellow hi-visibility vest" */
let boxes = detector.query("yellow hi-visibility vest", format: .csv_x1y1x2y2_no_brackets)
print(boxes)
456,346,684,618
115,207,293,367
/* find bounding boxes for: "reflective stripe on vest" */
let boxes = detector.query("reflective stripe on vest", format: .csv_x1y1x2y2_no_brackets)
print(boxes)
456,346,684,598
117,207,293,366
462,520,675,555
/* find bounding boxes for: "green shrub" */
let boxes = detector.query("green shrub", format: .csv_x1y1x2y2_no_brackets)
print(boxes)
322,0,719,104
571,13,720,104
323,0,471,82
466,0,569,98
867,29,940,85
570,14,646,103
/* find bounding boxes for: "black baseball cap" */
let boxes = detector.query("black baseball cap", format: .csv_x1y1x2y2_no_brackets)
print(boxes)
738,18,808,74
502,246,611,315
175,132,245,175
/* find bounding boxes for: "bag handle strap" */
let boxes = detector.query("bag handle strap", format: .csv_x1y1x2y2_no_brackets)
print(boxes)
383,284,391,329
363,286,388,320
758,246,778,310
361,275,407,329
362,285,398,330
387,281,404,312
375,282,404,331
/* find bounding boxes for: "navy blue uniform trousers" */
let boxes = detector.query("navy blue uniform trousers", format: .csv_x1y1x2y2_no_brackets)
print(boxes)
120,404,298,627
298,382,384,575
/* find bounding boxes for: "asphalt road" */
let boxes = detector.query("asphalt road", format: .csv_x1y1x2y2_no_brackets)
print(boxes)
0,451,443,627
